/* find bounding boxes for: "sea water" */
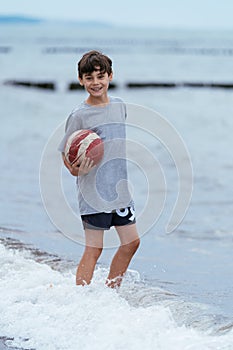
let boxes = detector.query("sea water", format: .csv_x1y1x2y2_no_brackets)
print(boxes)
0,23,233,349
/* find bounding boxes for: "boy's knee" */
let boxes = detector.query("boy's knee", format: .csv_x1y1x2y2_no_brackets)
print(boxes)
132,238,140,252
85,246,103,260
121,238,140,255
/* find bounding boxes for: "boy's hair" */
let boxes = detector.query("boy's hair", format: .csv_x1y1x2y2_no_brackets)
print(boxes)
78,50,112,79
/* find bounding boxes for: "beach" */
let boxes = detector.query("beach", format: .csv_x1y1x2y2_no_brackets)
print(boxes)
1,23,233,349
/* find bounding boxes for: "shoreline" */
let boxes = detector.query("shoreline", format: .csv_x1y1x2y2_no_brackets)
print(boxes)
0,338,9,350
0,337,25,350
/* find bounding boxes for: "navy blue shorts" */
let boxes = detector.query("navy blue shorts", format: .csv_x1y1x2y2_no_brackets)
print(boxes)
81,206,136,230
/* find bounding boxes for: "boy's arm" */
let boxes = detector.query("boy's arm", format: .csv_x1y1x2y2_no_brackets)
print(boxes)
61,153,95,176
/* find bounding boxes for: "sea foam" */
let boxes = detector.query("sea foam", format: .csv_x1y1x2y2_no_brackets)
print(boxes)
1,243,233,350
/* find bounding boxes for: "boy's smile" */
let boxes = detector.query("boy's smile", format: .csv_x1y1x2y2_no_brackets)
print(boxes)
79,67,113,104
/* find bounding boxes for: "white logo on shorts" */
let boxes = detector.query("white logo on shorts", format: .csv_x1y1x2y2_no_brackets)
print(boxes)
116,207,135,221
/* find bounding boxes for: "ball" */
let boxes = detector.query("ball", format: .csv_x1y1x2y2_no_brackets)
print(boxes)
65,129,104,166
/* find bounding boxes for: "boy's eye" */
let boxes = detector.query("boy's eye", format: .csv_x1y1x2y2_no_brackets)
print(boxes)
84,73,105,81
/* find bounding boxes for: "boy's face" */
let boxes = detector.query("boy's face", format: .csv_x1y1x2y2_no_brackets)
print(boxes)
79,67,113,99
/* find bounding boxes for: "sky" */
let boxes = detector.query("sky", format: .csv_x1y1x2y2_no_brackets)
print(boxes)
1,0,233,29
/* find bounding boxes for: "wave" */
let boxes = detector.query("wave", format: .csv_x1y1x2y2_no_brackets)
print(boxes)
1,238,233,350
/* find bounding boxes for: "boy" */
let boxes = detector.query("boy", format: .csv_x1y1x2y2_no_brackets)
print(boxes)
58,51,140,288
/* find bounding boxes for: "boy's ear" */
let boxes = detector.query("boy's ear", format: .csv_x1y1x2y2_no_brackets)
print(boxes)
109,72,113,81
78,76,83,86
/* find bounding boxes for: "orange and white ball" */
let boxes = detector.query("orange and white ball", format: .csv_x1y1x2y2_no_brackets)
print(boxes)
65,129,104,166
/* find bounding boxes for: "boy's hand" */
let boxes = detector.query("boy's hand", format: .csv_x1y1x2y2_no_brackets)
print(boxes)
76,157,95,176
62,153,95,176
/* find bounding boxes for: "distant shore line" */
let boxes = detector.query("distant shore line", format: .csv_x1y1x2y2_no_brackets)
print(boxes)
3,80,233,91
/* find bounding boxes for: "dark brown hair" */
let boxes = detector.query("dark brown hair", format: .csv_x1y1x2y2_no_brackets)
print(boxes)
78,50,112,78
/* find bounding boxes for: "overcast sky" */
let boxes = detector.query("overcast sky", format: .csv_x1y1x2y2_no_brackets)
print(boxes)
1,0,233,29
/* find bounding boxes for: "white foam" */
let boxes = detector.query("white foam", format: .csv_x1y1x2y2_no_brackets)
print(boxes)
1,243,232,350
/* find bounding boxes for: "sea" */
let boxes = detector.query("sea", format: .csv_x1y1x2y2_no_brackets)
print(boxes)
0,22,233,349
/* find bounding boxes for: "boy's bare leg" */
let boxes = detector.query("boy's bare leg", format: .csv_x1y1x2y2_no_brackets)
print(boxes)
106,224,140,288
76,229,104,285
